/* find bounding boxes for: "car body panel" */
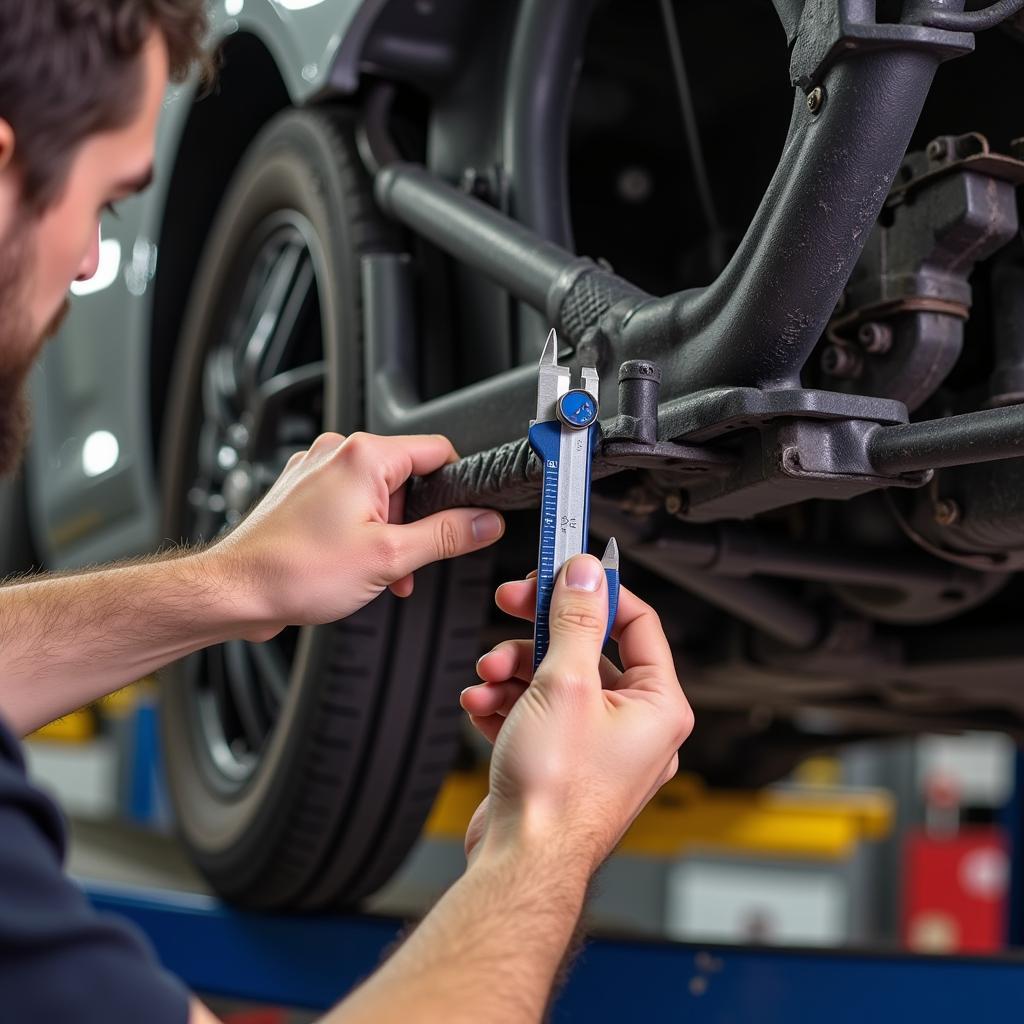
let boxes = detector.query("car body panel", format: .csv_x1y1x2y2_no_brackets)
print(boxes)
25,0,376,568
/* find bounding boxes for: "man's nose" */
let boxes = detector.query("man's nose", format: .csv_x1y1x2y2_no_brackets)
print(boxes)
75,226,101,282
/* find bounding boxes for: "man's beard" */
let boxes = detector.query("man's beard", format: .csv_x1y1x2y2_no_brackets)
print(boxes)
0,224,68,478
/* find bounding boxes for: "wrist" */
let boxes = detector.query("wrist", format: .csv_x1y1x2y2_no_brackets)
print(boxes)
189,543,282,643
471,815,593,900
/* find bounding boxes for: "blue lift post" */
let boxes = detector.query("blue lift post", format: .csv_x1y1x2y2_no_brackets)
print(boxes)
87,881,1024,1022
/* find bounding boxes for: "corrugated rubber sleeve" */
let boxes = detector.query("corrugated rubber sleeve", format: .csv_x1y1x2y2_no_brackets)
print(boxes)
405,438,541,518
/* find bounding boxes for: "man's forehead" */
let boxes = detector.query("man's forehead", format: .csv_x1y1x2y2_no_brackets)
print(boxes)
111,165,155,195
81,34,166,171
75,129,154,189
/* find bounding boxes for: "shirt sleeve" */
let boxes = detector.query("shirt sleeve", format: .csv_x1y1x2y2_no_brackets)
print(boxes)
0,717,191,1024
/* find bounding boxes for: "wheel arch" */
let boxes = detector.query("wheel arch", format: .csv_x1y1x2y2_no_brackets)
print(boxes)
149,31,293,458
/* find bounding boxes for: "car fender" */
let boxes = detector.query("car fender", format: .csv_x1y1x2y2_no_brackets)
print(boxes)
24,0,381,568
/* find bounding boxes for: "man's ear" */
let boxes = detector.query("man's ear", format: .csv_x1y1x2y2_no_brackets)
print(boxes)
0,120,14,173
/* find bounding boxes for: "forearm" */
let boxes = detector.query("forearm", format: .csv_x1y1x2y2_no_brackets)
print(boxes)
331,838,589,1024
0,547,268,734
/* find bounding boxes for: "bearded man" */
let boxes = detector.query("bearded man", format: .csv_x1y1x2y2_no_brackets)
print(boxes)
0,4,693,1022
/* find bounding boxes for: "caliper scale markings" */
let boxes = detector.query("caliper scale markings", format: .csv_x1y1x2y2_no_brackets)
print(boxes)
528,329,619,670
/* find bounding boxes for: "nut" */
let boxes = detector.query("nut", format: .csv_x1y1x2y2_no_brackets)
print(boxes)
820,343,863,379
857,321,893,355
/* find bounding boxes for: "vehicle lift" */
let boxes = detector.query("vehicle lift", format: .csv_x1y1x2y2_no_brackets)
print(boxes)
83,751,1024,1020
85,861,1024,1021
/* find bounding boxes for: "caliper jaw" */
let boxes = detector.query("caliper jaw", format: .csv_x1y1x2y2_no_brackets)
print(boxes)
532,329,571,425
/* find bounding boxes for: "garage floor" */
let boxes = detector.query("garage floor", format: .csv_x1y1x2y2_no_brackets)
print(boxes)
67,815,681,939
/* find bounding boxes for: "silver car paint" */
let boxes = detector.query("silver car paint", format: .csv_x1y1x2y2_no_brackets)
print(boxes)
25,0,377,569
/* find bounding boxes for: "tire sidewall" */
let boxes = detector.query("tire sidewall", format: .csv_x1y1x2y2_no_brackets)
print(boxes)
160,111,373,874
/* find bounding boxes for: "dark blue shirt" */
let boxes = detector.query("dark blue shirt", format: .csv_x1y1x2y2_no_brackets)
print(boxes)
0,715,189,1023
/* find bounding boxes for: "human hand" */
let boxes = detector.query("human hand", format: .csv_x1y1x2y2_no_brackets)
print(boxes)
459,555,693,873
209,432,504,639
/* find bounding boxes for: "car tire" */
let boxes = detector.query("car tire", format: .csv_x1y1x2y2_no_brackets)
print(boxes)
159,108,492,910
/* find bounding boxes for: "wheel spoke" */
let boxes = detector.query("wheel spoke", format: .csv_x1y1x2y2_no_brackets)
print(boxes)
196,649,255,782
237,243,303,404
249,361,325,457
249,639,291,705
205,646,235,745
201,347,239,432
260,254,316,382
223,640,270,752
195,420,223,482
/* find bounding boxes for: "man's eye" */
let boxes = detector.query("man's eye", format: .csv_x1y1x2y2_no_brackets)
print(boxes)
102,202,121,219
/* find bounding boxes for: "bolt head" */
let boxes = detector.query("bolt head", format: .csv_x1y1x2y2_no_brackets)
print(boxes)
217,444,239,472
933,498,961,527
927,138,948,162
807,87,824,115
226,422,250,450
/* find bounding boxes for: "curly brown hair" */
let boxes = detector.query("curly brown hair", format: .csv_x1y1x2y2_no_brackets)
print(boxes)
0,1,211,211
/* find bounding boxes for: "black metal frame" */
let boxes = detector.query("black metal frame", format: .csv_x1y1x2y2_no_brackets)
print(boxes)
357,0,1024,704
367,0,1021,461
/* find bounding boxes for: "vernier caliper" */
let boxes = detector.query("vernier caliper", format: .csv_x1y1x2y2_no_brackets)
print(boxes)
528,329,620,670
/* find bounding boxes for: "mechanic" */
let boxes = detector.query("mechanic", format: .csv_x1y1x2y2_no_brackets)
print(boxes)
0,3,693,1022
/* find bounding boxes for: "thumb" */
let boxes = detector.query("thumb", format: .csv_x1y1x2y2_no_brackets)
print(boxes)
464,795,490,861
538,554,608,681
383,508,505,578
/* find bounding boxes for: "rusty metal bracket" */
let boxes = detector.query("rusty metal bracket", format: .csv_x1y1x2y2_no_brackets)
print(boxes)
886,132,1024,205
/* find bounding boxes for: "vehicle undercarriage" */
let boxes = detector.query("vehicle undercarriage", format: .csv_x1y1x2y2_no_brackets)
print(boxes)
377,0,1024,760
152,0,1024,906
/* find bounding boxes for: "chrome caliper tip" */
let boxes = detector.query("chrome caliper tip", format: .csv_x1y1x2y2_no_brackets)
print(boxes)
534,327,570,424
539,327,559,366
600,536,619,571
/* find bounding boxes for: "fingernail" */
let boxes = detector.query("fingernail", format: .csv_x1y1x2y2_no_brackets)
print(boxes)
496,574,531,589
564,555,603,592
472,512,504,542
